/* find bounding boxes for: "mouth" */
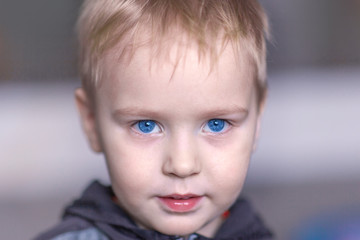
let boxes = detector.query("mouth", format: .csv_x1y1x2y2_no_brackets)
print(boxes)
158,194,203,213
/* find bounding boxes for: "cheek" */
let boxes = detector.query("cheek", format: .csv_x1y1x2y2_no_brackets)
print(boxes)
100,130,163,198
203,130,255,198
105,142,161,210
207,152,250,211
209,145,251,187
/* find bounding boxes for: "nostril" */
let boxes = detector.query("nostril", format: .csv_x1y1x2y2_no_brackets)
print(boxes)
162,156,201,178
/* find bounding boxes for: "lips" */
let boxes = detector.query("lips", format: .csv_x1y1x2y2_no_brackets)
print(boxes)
158,194,203,213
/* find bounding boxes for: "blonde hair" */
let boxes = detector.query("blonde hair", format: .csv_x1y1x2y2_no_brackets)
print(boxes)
77,0,269,102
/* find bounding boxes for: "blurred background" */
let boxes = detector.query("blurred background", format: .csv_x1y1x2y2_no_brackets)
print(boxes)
1,0,359,239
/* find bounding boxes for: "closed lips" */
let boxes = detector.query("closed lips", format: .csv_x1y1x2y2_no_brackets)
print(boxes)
158,194,203,212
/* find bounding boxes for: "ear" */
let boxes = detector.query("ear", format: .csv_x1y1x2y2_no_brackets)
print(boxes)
253,97,266,152
75,88,102,152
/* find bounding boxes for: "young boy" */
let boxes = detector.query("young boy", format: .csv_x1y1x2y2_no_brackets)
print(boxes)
35,0,272,239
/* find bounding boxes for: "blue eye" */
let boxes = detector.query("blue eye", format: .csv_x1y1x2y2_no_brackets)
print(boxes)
203,119,228,133
134,120,161,134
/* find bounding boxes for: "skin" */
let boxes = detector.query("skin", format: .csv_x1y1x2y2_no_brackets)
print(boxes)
75,42,264,238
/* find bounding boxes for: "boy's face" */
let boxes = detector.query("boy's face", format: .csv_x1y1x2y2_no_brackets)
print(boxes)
76,43,262,237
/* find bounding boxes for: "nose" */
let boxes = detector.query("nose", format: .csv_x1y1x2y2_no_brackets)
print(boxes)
162,132,201,178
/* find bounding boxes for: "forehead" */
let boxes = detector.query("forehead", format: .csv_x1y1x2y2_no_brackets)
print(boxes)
98,41,256,114
104,37,254,82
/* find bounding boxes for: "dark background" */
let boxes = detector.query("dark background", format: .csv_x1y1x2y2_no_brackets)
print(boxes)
0,0,359,81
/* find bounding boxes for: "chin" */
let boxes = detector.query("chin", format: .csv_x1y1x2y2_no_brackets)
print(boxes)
154,221,203,237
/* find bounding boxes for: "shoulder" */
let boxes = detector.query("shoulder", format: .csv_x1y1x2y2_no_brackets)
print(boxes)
215,198,274,239
50,227,109,240
33,218,108,240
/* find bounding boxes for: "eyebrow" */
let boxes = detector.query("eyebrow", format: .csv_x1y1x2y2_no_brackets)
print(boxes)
113,107,164,119
198,106,249,119
112,105,248,119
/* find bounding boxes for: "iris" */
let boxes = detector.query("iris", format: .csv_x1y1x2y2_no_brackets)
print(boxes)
207,119,225,132
137,120,156,133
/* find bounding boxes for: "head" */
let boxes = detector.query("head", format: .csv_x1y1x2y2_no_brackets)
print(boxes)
75,0,268,238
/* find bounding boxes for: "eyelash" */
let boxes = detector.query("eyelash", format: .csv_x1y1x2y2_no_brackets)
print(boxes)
130,119,232,136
